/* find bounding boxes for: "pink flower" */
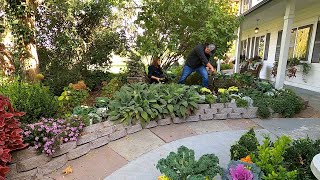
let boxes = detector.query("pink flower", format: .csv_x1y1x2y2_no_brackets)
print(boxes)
229,164,253,180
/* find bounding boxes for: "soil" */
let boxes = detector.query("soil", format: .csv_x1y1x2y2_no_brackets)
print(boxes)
84,90,103,106
294,106,320,118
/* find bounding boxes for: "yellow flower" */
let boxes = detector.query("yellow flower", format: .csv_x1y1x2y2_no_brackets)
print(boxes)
218,88,227,94
158,175,171,180
240,155,253,164
228,86,239,92
200,87,212,94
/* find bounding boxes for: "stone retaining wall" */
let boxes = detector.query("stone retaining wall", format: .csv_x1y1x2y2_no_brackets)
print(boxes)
7,103,258,180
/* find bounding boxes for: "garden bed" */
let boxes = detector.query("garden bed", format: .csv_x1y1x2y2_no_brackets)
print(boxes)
7,102,258,179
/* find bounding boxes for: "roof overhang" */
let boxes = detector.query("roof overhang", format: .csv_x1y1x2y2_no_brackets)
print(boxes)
242,0,272,16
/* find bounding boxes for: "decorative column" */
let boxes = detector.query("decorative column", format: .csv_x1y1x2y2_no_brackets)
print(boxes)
234,0,243,73
234,25,242,73
275,0,296,89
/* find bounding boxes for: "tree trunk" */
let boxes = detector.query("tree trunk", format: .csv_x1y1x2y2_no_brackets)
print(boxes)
21,0,40,81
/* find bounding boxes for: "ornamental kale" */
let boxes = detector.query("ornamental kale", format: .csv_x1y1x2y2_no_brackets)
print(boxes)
23,117,84,155
156,146,223,180
223,161,263,180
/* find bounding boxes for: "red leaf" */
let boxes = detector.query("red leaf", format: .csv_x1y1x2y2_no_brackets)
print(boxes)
0,165,10,178
0,118,4,128
14,112,25,117
3,113,13,119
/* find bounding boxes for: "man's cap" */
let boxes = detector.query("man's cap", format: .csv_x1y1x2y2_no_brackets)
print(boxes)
208,44,216,52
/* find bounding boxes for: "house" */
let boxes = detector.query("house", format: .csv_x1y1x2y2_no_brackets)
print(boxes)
234,0,320,93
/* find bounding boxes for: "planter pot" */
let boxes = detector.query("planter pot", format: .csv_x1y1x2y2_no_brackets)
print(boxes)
311,154,320,179
127,77,146,84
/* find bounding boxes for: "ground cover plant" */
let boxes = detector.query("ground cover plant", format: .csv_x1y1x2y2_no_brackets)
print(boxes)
23,117,84,155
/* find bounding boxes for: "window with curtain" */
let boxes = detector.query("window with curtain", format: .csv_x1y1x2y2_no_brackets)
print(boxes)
312,22,320,63
288,25,312,60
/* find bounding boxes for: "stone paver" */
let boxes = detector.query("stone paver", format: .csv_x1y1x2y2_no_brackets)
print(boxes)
186,120,232,134
50,146,127,180
252,118,320,140
224,119,262,130
150,123,197,143
105,129,274,180
107,129,165,161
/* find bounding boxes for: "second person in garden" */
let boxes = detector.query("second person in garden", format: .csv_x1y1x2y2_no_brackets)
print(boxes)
178,43,216,87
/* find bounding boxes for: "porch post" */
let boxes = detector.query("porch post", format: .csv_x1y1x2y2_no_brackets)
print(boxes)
234,25,242,73
275,0,296,89
234,0,243,73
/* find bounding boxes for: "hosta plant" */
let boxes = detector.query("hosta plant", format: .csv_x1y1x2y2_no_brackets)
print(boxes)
108,83,200,126
0,95,27,179
156,146,223,180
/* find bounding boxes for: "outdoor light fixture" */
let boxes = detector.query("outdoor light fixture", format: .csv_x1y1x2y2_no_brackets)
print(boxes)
254,19,260,34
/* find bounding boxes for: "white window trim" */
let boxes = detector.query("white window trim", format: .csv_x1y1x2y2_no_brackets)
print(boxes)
308,20,318,63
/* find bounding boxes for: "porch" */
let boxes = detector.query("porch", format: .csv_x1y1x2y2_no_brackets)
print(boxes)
235,0,320,92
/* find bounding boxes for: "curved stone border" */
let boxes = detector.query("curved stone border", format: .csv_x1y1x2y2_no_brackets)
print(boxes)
7,103,258,180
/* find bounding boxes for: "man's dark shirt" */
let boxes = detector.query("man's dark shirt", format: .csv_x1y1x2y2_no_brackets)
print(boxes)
186,44,211,68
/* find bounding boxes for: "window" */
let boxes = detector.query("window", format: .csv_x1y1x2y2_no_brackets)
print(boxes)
242,0,251,13
288,25,312,60
254,36,260,56
250,38,255,58
275,31,283,61
312,22,320,63
264,33,271,60
246,38,251,58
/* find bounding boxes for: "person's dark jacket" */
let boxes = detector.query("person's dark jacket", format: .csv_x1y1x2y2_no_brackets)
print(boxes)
186,44,212,68
148,65,165,83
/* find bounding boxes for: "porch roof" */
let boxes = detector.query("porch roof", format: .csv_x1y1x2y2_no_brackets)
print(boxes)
241,0,320,30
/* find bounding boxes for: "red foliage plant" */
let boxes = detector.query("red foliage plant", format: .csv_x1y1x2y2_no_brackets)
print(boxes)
0,95,26,180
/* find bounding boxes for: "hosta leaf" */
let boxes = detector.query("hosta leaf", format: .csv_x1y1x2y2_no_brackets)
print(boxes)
189,101,198,108
180,106,187,116
182,101,188,107
167,104,174,113
141,111,149,120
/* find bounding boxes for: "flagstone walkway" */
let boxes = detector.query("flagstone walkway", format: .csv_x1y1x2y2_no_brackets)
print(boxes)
47,117,320,180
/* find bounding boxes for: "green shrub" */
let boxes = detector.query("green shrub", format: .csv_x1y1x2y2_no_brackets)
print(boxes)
284,138,320,180
270,89,304,118
230,128,259,160
253,136,298,180
235,98,249,108
107,83,200,126
156,146,223,180
58,81,89,115
42,69,82,96
255,81,273,93
102,77,124,98
82,70,112,90
241,88,303,118
0,79,59,124
220,63,233,70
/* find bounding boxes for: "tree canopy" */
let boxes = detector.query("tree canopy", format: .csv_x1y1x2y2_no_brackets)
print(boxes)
136,0,240,68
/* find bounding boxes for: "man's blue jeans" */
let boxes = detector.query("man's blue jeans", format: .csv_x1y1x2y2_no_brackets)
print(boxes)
178,65,209,87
